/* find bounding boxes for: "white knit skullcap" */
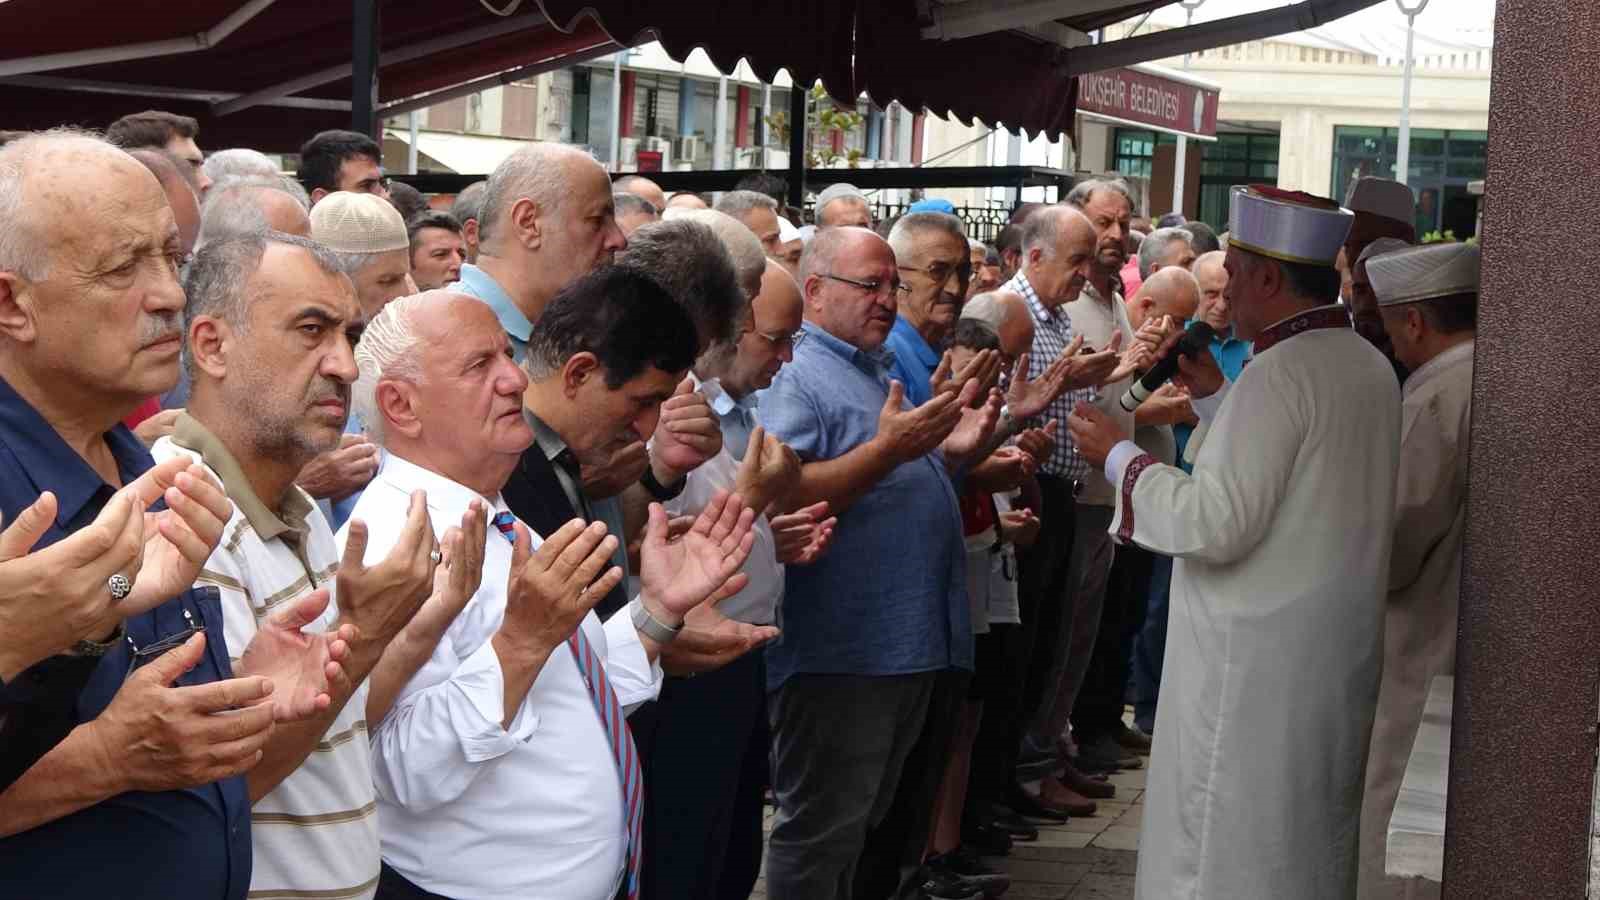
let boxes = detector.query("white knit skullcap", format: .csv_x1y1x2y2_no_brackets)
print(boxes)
310,191,408,254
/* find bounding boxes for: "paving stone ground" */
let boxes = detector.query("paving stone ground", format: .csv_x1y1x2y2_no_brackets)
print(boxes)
749,762,1146,900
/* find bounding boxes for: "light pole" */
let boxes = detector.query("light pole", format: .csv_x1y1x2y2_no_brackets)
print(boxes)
1172,0,1205,219
1394,0,1430,186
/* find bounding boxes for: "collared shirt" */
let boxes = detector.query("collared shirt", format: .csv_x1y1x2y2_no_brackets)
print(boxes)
756,320,971,691
450,263,534,363
0,376,250,900
154,415,378,900
1174,327,1253,470
523,410,634,609
883,315,942,407
662,372,784,625
345,453,661,900
1066,281,1136,506
701,377,760,461
1006,269,1094,484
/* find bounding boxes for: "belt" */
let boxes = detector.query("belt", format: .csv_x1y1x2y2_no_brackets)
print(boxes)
1035,472,1084,498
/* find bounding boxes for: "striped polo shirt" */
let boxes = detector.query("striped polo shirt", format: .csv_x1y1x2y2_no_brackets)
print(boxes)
153,415,378,900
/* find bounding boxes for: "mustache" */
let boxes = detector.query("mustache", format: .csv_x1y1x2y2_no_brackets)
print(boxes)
308,380,350,407
137,312,182,347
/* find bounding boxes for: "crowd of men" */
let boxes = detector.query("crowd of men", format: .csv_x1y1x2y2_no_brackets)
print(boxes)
0,106,1477,900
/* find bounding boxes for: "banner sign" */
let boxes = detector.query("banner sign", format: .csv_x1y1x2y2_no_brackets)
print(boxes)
1077,66,1220,139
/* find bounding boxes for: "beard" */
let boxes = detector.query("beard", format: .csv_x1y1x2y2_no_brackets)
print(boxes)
236,371,349,462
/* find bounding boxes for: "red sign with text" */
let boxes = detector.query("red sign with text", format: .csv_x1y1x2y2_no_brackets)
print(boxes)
1077,67,1219,138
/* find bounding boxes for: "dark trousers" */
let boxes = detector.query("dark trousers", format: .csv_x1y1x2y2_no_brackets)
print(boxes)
1071,544,1153,743
766,672,937,900
376,863,453,900
964,624,1021,828
639,651,768,900
854,668,970,900
1130,552,1173,733
1012,473,1078,765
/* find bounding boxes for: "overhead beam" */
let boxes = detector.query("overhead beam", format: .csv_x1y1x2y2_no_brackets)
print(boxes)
0,73,350,110
211,14,548,117
1062,0,1383,76
374,40,619,118
0,0,277,77
351,0,380,136
922,0,1136,41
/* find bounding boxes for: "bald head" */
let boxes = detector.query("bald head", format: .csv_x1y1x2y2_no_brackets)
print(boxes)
800,226,898,349
990,291,1035,359
615,175,666,212
479,142,609,249
1019,205,1096,307
714,258,806,396
127,148,200,254
1127,267,1200,331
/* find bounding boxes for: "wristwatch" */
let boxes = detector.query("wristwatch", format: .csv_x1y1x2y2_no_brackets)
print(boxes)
629,598,683,645
640,466,687,502
70,623,126,658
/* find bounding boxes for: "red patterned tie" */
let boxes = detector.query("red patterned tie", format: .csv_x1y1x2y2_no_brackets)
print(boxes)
491,511,643,898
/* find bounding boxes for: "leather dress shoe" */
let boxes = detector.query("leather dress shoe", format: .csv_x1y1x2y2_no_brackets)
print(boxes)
1003,784,1069,823
1058,759,1116,799
1038,774,1097,817
989,811,1039,841
1116,722,1153,754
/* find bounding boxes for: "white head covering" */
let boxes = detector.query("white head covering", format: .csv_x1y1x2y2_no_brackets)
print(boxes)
1228,185,1353,267
1356,237,1412,268
1366,242,1480,307
1345,177,1415,227
310,191,408,254
816,182,866,211
778,215,802,244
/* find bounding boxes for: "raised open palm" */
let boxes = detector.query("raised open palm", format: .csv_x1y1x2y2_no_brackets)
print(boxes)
639,490,755,620
236,589,354,723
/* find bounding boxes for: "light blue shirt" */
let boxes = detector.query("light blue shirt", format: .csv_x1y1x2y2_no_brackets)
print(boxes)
701,377,760,461
450,263,533,363
883,315,942,407
756,321,971,692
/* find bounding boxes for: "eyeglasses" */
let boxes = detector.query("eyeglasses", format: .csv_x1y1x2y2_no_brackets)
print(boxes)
125,604,206,681
897,263,964,292
821,272,911,299
755,329,808,351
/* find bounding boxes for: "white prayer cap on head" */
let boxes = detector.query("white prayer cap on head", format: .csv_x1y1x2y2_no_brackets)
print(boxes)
1356,237,1411,268
960,292,1006,334
1366,242,1480,307
310,191,407,254
798,224,818,245
1228,184,1353,267
1344,177,1415,227
816,182,866,208
778,216,802,244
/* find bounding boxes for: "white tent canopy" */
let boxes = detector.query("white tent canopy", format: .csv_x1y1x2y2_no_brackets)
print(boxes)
1141,0,1494,65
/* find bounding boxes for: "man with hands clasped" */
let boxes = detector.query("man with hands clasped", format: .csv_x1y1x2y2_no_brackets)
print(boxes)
348,285,755,900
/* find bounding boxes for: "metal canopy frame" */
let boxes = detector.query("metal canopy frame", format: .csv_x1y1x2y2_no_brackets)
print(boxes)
395,165,1075,199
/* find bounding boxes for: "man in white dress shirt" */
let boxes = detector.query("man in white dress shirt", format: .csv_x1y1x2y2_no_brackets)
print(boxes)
1356,243,1479,900
1069,184,1402,900
346,289,755,900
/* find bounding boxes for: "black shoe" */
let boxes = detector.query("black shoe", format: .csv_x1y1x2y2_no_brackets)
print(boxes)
961,821,1014,856
1078,733,1142,771
920,861,984,900
941,848,1012,898
1003,784,1069,823
988,811,1039,842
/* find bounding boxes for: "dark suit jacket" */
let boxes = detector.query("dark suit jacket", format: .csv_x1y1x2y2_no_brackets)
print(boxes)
502,444,632,619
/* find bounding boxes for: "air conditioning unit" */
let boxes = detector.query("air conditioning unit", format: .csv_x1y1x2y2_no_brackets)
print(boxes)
619,137,640,167
674,135,706,166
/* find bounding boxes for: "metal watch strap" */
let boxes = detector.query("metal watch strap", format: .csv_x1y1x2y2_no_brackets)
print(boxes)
640,466,687,502
70,623,126,658
629,598,682,644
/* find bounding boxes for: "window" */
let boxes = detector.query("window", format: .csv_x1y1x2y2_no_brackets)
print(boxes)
1331,126,1488,238
1114,128,1279,229
1112,129,1172,181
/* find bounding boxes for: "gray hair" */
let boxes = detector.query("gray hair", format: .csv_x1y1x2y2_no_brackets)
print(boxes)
816,182,866,211
479,144,601,247
327,249,392,276
613,191,656,219
661,207,767,298
182,231,345,372
0,128,112,281
714,189,778,218
198,178,308,249
352,293,431,445
1137,226,1195,279
1065,178,1137,214
969,238,988,254
1019,205,1077,260
618,218,747,346
450,180,487,224
202,148,278,185
886,211,967,262
798,224,871,284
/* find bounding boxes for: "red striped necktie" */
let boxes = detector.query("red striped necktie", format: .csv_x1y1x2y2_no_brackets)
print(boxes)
491,511,644,899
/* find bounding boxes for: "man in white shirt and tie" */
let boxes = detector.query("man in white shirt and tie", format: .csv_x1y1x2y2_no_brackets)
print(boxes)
342,285,756,900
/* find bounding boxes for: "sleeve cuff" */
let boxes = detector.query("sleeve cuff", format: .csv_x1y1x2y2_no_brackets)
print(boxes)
601,602,664,711
1191,379,1232,421
1104,440,1144,489
453,640,540,761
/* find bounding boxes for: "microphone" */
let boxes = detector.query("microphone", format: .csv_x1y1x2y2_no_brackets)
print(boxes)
1118,320,1216,413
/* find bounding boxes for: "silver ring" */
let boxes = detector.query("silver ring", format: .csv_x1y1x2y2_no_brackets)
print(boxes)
107,573,133,601
429,549,442,565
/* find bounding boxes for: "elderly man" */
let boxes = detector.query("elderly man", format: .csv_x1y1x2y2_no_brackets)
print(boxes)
616,173,667,213
311,191,413,319
1343,177,1417,373
407,210,467,291
201,147,278,186
349,280,752,900
667,191,710,210
816,182,873,229
127,149,200,255
716,189,784,257
614,191,660,236
153,232,450,900
1357,243,1479,900
454,143,626,360
643,260,836,900
883,211,975,404
300,130,388,204
200,178,313,244
1069,184,1401,900
1136,226,1196,282
449,180,487,263
776,216,805,276
758,225,1004,900
0,131,346,898
106,109,211,192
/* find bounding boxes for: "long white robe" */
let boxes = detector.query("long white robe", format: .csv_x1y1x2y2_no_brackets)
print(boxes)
1107,314,1402,900
1357,339,1475,900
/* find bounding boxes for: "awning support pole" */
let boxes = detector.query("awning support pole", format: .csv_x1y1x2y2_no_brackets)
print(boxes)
787,82,807,210
351,0,380,138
